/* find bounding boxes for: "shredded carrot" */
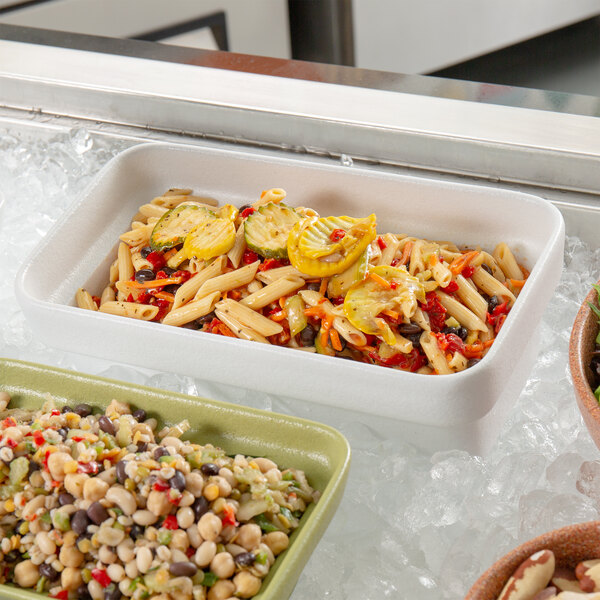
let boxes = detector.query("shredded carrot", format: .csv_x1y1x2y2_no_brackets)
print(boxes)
509,279,525,289
463,340,484,359
382,309,400,321
399,241,413,266
483,339,494,349
278,296,288,310
260,190,267,199
229,289,242,300
519,264,530,278
270,311,287,322
428,254,439,267
153,291,174,303
304,303,327,318
320,317,334,349
329,329,343,351
216,323,237,338
319,278,329,297
449,250,479,276
163,247,178,261
129,277,183,289
369,272,392,289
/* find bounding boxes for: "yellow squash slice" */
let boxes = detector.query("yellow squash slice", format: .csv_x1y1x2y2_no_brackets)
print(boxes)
288,214,377,277
183,217,236,261
343,265,425,345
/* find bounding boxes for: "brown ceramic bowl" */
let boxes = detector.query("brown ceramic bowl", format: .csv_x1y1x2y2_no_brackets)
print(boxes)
464,521,600,600
569,283,600,451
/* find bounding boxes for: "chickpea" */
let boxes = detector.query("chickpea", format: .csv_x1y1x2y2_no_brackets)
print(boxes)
194,541,217,567
187,524,201,548
99,545,117,564
14,560,39,587
252,457,277,473
133,509,158,526
61,566,83,591
59,544,84,568
107,563,126,583
146,490,171,516
117,538,135,563
236,523,262,551
47,452,72,481
125,560,139,580
22,495,46,520
198,512,222,542
170,530,189,552
208,580,236,600
83,477,109,502
136,546,153,573
210,552,235,579
88,578,104,600
218,468,236,488
185,472,204,497
35,531,57,555
64,473,89,498
176,507,195,530
214,476,232,498
233,571,262,598
264,531,289,556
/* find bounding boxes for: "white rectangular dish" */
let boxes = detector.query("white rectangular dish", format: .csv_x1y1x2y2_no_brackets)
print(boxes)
15,142,565,453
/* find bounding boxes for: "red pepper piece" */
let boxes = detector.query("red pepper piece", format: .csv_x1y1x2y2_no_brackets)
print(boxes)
153,479,170,492
155,270,168,280
137,291,151,304
377,236,387,250
259,258,285,271
419,292,447,332
241,207,256,219
51,590,69,600
33,430,45,447
462,265,475,278
441,281,459,293
167,489,182,506
368,348,427,372
6,438,18,449
330,228,346,242
146,251,166,270
91,568,111,588
77,461,99,475
2,417,16,428
221,503,238,527
173,270,191,282
186,546,196,558
126,294,134,303
435,332,465,355
50,409,61,416
162,515,178,530
390,258,400,267
152,298,171,322
487,300,510,334
43,450,52,470
242,249,259,265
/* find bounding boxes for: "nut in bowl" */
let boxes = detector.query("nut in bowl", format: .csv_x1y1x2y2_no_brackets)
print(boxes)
465,521,600,600
569,282,600,451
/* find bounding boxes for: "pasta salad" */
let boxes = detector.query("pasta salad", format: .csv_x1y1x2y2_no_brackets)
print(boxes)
76,187,529,375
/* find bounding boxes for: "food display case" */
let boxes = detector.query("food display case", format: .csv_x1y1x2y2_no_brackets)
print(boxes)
2,22,600,600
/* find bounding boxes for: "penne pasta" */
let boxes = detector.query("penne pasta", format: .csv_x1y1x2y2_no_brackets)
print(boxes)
214,307,270,344
455,274,489,322
173,256,226,309
215,299,283,336
240,276,305,310
227,223,247,269
435,290,488,332
162,292,220,327
420,331,453,374
75,288,97,311
471,266,516,304
99,301,158,321
493,242,524,280
117,241,134,283
194,260,260,301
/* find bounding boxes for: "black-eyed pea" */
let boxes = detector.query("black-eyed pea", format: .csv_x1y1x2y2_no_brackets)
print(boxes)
210,552,235,579
61,566,83,591
107,563,126,583
133,509,158,526
162,437,183,451
48,452,72,481
116,538,135,563
59,544,84,568
187,524,202,548
252,457,277,473
233,571,262,598
179,490,195,507
14,560,39,587
264,531,289,556
185,472,204,497
97,525,125,546
22,495,46,520
136,546,153,573
498,550,556,600
99,545,117,564
214,476,232,497
198,513,222,542
208,579,236,600
577,560,600,592
64,473,89,499
35,531,57,555
195,541,217,568
106,487,136,516
119,578,133,597
147,490,171,516
124,560,139,580
177,506,195,530
218,468,236,488
83,478,109,502
88,578,104,600
97,466,117,485
169,530,189,551
236,523,262,551
29,518,43,534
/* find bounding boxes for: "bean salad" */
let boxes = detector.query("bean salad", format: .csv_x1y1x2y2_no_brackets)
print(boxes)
0,392,317,600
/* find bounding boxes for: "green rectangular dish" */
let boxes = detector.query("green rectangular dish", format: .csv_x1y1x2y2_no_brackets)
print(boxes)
0,358,351,600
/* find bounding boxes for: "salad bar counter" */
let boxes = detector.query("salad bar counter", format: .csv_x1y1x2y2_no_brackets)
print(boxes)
2,24,600,600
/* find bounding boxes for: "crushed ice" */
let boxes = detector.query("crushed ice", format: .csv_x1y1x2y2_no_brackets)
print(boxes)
2,123,600,599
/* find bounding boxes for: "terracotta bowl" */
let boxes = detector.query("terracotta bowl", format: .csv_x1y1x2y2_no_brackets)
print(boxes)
569,283,600,451
464,521,600,600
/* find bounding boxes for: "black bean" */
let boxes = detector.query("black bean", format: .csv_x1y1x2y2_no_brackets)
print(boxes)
442,326,459,337
299,324,317,347
61,405,72,413
137,442,148,453
104,583,122,600
28,460,40,476
234,552,256,566
405,333,422,349
98,416,116,436
130,524,144,539
154,447,168,460
140,246,152,259
467,359,481,368
306,282,320,292
481,264,493,275
39,563,59,581
87,502,109,525
488,295,500,313
192,496,209,521
163,284,179,294
135,269,155,283
182,321,200,330
77,585,92,600
5,550,19,562
57,428,68,439
200,463,219,477
170,470,186,492
169,561,198,577
73,403,92,417
397,323,422,336
238,204,252,212
115,461,128,485
71,509,90,534
161,266,176,276
132,409,146,422
196,311,216,325
58,492,74,506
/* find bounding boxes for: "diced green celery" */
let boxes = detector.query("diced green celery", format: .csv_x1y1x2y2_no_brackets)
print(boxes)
157,531,172,545
159,455,176,463
282,471,295,481
186,452,203,469
35,576,47,593
284,295,307,337
201,572,218,587
114,522,125,531
81,568,92,584
595,385,600,402
40,511,52,524
253,513,279,533
116,416,133,448
31,423,43,431
53,510,71,532
9,456,29,485
254,550,268,565
128,576,142,591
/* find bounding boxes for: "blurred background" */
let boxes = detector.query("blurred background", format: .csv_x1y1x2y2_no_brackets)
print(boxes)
1,0,599,96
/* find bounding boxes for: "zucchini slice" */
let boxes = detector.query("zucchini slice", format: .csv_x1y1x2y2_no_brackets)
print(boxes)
244,203,302,259
183,217,236,260
327,247,371,298
150,204,215,251
343,265,425,345
288,214,377,278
